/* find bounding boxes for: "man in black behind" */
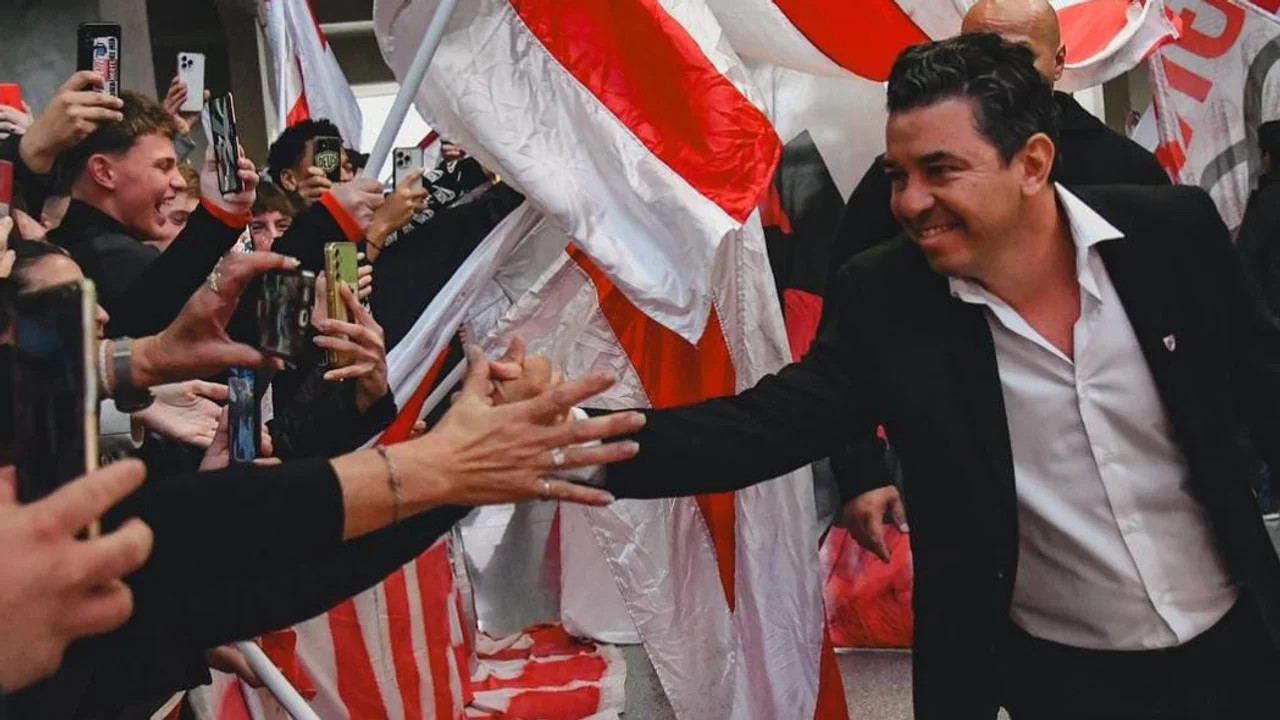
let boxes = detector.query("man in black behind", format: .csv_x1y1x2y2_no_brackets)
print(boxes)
515,35,1280,719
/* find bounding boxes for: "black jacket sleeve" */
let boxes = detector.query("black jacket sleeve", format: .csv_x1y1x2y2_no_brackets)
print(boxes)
108,457,345,588
268,369,398,460
104,506,469,661
1200,189,1280,472
602,267,881,499
105,205,244,338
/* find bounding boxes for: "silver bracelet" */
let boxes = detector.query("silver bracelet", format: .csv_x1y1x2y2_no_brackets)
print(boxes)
375,446,403,524
97,339,112,398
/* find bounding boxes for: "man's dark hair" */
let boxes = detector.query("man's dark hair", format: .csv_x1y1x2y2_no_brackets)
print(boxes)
266,118,344,186
10,238,72,293
886,33,1059,164
252,181,301,218
1260,120,1280,160
58,91,179,186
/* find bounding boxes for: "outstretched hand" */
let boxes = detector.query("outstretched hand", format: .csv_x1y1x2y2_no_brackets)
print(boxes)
392,345,644,509
131,252,301,388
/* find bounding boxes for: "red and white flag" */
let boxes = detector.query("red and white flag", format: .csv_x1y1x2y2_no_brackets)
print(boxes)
261,0,363,144
1150,0,1280,229
373,0,780,343
369,0,844,718
895,0,1181,91
705,0,929,80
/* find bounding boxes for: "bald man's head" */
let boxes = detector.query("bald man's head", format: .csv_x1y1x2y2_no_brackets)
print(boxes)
962,0,1066,84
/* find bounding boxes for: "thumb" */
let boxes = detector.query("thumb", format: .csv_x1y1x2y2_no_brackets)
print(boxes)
458,345,492,398
890,495,909,533
866,513,891,564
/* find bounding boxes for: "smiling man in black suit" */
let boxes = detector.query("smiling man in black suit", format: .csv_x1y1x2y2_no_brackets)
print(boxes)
496,33,1280,719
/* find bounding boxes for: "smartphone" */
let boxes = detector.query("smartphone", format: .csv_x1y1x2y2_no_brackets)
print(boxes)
12,280,99,517
208,93,242,194
0,83,21,110
0,160,12,219
176,52,206,113
258,269,316,363
77,23,122,97
393,147,425,188
312,136,343,183
323,242,358,367
227,367,259,464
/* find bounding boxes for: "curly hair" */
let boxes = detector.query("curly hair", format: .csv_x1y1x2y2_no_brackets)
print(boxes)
266,118,344,186
887,33,1059,164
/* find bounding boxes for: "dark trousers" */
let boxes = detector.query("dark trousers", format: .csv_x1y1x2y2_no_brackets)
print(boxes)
998,599,1280,719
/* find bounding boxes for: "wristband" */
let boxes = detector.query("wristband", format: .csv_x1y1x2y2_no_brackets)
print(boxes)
375,446,403,524
111,338,154,412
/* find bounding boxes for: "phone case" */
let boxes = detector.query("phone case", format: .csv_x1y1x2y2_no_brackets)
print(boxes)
313,136,343,182
227,367,259,464
324,242,359,368
0,83,21,110
208,94,242,194
78,23,122,97
393,147,425,188
11,280,99,512
177,52,206,113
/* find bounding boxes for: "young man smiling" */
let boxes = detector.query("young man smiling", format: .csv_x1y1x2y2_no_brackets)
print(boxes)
49,91,259,338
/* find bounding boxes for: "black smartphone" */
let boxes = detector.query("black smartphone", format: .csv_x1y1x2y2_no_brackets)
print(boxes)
77,23,122,97
208,93,243,195
257,269,316,363
312,136,343,183
227,367,259,464
12,280,99,511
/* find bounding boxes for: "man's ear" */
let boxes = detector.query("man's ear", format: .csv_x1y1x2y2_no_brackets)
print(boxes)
1054,44,1067,82
1018,133,1056,194
85,153,117,191
278,168,299,192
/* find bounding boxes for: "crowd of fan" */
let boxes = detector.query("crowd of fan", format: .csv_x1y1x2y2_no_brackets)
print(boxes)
0,69,643,719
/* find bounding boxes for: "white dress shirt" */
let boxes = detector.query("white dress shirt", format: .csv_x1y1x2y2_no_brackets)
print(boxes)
948,185,1238,651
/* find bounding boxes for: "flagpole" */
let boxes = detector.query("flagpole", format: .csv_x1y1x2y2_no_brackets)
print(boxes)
234,641,321,720
362,0,460,180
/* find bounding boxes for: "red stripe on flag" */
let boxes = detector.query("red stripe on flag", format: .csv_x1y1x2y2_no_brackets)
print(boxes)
571,248,738,610
384,569,425,720
501,685,605,719
772,0,928,81
379,347,452,445
510,0,780,221
217,681,253,720
419,130,441,150
328,600,391,717
813,627,850,719
415,543,461,720
1057,0,1131,63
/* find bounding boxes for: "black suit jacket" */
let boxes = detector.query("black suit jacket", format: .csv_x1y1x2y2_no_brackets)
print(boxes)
602,185,1280,718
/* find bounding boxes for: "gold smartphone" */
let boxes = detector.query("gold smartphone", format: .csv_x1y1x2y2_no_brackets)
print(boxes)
323,241,359,367
13,279,100,535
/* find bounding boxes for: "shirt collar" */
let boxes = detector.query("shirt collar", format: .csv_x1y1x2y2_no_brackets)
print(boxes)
949,183,1124,305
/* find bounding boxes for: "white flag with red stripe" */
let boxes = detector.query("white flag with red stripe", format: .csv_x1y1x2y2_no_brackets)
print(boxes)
373,0,780,343
706,0,930,80
261,0,363,145
369,0,843,717
1149,0,1280,229
894,0,1181,91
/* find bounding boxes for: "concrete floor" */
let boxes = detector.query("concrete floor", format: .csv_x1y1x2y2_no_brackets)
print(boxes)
462,504,1280,719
